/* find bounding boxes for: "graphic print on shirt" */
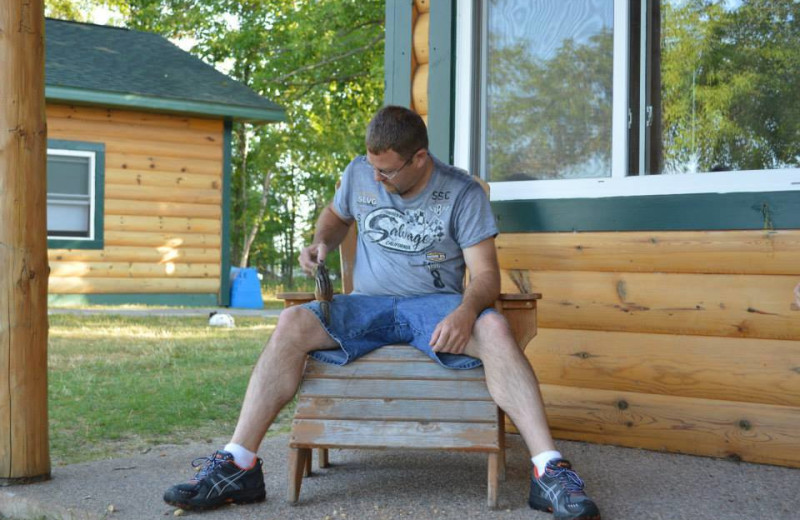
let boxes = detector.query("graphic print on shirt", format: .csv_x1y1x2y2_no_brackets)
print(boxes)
361,205,450,254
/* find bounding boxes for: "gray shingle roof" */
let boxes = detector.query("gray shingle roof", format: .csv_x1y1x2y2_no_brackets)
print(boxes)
45,18,284,122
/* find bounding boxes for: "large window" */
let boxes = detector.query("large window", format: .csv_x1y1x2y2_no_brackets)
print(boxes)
454,0,800,200
47,140,105,248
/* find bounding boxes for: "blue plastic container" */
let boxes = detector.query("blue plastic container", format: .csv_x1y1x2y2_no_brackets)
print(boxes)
229,267,264,309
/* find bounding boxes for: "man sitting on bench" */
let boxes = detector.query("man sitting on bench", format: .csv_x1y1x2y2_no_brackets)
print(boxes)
163,105,602,520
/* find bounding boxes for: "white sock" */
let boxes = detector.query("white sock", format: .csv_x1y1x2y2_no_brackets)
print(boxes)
532,450,562,477
224,442,257,469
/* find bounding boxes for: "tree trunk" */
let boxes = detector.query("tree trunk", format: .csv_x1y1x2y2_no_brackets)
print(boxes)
239,170,271,267
0,0,51,484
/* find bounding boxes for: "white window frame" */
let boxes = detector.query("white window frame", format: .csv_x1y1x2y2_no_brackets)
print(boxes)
454,0,800,201
46,148,97,241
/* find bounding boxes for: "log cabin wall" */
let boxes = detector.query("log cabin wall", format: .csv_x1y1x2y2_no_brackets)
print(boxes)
46,104,224,302
497,230,800,468
411,0,429,125
406,1,800,468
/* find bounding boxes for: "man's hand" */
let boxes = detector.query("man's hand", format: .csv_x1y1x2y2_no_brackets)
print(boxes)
299,242,328,275
429,306,478,355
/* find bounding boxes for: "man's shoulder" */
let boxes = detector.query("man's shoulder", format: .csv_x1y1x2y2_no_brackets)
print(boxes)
431,156,480,189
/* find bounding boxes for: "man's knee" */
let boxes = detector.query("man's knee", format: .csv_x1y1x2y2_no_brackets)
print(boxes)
471,312,517,355
271,306,333,352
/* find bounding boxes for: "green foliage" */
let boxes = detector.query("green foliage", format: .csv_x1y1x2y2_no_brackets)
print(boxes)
48,0,384,287
661,0,800,172
123,0,384,284
487,28,613,181
48,315,289,464
45,0,129,22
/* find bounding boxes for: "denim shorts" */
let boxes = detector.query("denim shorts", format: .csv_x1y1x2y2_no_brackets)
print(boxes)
302,293,495,370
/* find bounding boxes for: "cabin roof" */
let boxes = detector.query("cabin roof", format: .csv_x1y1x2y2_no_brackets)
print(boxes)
45,18,284,123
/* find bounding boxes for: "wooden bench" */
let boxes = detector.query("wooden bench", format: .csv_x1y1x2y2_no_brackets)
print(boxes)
277,180,539,508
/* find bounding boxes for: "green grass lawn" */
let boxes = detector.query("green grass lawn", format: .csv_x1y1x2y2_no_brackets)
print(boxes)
48,314,291,465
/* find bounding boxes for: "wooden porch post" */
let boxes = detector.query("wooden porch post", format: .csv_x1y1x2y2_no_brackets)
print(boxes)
0,0,51,485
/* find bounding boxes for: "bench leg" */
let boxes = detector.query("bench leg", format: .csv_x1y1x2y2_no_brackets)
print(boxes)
318,448,329,468
304,450,312,477
287,447,309,504
487,452,499,509
498,409,507,482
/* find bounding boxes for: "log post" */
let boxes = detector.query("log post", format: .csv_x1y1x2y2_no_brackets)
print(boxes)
0,0,51,485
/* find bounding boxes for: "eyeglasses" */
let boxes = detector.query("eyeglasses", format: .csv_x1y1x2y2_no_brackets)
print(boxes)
368,149,422,180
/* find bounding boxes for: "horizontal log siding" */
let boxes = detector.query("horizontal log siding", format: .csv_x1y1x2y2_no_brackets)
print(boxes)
46,104,224,295
499,230,800,467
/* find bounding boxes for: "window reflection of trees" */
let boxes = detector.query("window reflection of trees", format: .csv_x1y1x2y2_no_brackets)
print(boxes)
486,2,613,182
660,0,799,174
484,0,799,182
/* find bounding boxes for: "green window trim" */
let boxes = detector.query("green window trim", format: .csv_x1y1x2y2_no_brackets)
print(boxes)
492,191,800,233
219,120,233,307
46,139,105,250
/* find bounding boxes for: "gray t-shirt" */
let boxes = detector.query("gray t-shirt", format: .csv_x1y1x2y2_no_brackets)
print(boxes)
333,154,498,296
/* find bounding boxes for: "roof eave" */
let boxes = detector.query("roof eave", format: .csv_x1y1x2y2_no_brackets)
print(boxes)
45,85,286,124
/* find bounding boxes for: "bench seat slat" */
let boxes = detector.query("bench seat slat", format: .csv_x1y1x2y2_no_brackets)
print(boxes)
305,358,486,380
299,378,493,401
357,344,436,361
290,419,500,451
295,397,499,423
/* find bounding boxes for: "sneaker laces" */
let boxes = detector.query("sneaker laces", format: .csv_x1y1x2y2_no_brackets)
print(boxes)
547,463,586,495
191,451,230,481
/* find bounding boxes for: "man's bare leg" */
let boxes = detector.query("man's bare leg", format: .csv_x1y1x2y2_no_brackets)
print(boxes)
464,312,601,519
463,312,556,456
163,305,337,510
230,305,337,453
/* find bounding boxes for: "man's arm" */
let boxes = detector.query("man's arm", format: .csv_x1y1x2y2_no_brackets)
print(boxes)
299,204,353,274
429,237,501,354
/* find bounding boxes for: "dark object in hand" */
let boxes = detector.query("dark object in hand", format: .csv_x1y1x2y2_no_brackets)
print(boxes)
314,261,333,325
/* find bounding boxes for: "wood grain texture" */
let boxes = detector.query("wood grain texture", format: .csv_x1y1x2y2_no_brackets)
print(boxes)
413,12,429,65
48,114,221,146
104,230,220,248
105,215,220,235
290,419,499,451
412,63,428,115
48,277,219,294
528,328,800,407
105,199,221,219
540,384,800,467
305,358,486,381
496,230,800,275
47,104,222,132
105,184,221,205
49,246,220,264
299,378,493,401
1,0,50,481
106,168,221,190
106,152,222,176
49,261,219,279
504,270,800,340
54,133,222,161
295,397,498,423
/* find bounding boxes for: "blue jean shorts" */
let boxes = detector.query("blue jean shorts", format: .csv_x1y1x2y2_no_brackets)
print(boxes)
302,293,496,370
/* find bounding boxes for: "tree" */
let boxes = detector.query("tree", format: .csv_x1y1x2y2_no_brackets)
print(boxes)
47,0,384,285
125,0,384,282
661,0,800,172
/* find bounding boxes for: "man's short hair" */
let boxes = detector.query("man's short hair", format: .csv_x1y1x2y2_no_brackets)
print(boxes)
365,105,428,158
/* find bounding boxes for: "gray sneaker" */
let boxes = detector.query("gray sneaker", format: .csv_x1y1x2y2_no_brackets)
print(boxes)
163,450,266,510
529,459,601,520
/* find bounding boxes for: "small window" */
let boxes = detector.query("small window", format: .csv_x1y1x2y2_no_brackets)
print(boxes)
47,140,105,249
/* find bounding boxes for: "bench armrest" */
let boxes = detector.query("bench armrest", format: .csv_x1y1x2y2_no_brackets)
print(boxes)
276,292,315,308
